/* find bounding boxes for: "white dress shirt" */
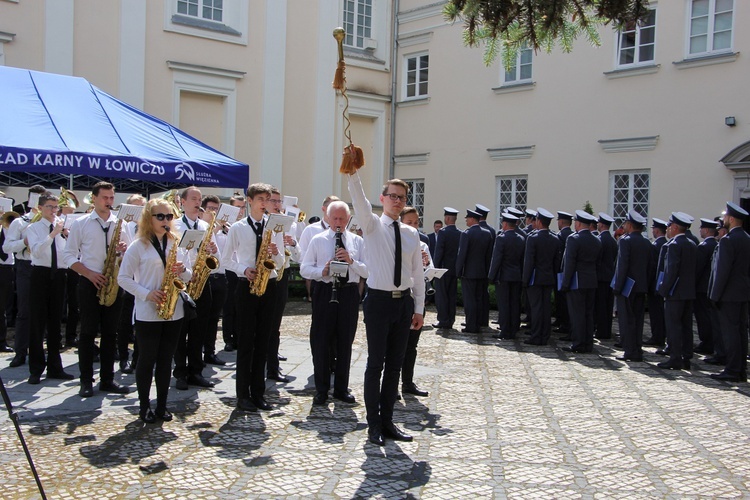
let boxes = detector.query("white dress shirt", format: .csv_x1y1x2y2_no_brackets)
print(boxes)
221,215,285,279
298,220,327,256
0,227,14,266
347,172,425,312
300,228,367,283
118,237,192,322
26,218,67,268
3,215,33,261
62,211,119,273
173,214,220,270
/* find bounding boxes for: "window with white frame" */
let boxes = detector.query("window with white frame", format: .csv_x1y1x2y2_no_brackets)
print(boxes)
503,44,533,84
404,179,425,228
617,8,656,66
404,53,429,99
177,0,222,23
496,176,528,225
166,0,247,44
689,0,733,56
610,170,650,229
343,0,372,49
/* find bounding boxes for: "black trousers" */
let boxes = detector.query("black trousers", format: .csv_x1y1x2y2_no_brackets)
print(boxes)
694,293,713,350
363,290,413,430
555,289,570,330
14,259,32,356
710,301,725,359
717,301,748,377
594,281,614,339
526,285,552,344
117,291,135,362
461,277,483,332
267,272,289,376
665,299,694,363
496,281,521,337
0,265,12,348
223,270,238,345
310,282,359,394
135,319,182,412
401,306,425,386
480,278,490,327
29,267,66,377
235,278,276,400
173,284,212,379
434,275,456,327
647,292,666,345
568,288,596,352
616,292,646,358
78,279,123,384
64,269,80,343
204,274,228,356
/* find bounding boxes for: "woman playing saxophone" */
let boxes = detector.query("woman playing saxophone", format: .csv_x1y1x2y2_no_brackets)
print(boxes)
117,199,192,424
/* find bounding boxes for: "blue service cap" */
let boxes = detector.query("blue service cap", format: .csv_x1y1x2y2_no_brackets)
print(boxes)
501,213,519,223
726,201,748,219
536,207,554,223
575,210,596,223
525,208,538,218
443,207,459,216
475,204,490,217
465,209,481,219
557,211,573,221
626,210,647,225
669,212,693,228
598,212,615,225
700,218,719,229
506,207,524,217
652,218,668,230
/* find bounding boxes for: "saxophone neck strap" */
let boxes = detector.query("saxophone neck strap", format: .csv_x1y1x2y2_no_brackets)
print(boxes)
150,235,168,267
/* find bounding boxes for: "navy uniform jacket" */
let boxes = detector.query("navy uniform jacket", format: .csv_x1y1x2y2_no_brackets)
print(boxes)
488,229,526,283
434,225,461,277
596,230,618,284
557,226,573,272
456,224,494,279
561,229,601,290
419,232,429,247
613,231,653,295
658,234,697,300
522,229,562,287
695,237,717,295
479,221,497,240
648,236,667,293
428,232,438,257
709,226,750,302
685,229,700,246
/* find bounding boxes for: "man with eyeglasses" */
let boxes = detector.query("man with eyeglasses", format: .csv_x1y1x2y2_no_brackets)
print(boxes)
64,181,130,397
347,172,425,446
26,194,75,384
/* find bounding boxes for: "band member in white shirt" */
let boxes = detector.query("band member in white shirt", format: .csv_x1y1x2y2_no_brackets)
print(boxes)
222,194,247,352
298,195,340,302
200,194,227,366
0,192,16,353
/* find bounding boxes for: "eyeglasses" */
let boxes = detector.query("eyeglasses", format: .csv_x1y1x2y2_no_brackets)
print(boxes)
152,213,175,221
384,193,407,203
44,205,59,210
269,199,282,204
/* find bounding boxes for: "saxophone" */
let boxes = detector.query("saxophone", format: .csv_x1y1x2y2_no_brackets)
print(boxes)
157,238,186,320
185,210,219,299
250,226,276,296
97,219,124,306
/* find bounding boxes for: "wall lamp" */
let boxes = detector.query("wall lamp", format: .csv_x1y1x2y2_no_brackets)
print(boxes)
725,116,737,127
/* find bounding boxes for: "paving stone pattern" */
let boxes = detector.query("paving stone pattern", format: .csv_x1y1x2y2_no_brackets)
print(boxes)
1,302,749,498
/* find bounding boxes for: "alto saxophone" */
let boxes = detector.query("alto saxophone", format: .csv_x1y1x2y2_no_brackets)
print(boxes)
250,226,276,296
98,218,124,306
186,210,219,299
157,238,187,320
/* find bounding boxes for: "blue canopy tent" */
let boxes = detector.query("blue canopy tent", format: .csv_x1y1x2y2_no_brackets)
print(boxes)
0,66,249,190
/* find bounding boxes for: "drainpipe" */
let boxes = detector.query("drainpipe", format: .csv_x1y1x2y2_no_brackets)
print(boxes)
388,0,400,180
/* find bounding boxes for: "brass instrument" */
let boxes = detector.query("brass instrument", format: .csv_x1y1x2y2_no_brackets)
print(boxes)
162,189,181,217
297,211,306,223
59,187,78,210
250,225,276,296
157,237,186,320
1,211,20,229
186,210,220,299
97,218,124,306
277,248,291,280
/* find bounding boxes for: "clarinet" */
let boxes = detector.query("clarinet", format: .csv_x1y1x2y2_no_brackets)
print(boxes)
330,228,343,304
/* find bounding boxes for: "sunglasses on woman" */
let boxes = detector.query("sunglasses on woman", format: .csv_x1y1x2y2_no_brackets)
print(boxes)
152,213,175,221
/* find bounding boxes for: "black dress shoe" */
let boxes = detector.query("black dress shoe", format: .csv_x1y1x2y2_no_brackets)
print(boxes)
553,327,571,334
524,339,544,346
175,377,189,390
140,408,156,424
402,383,428,397
0,344,13,353
615,355,643,362
693,344,713,355
28,374,41,385
710,372,747,382
461,328,480,334
382,422,413,442
252,396,272,411
187,375,215,388
682,360,691,370
561,346,589,353
120,361,134,374
47,370,75,380
613,343,623,348
237,398,257,412
9,354,26,368
657,360,683,370
277,354,287,361
655,348,670,356
313,392,328,405
223,342,236,352
333,391,356,403
100,380,130,394
155,408,173,421
368,431,385,446
204,353,226,366
66,338,79,348
558,335,572,341
431,323,448,329
703,357,727,365
642,338,663,347
267,372,290,383
79,382,94,398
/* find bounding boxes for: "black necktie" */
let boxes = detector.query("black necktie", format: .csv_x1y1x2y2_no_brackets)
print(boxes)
49,223,57,272
393,221,401,287
0,228,7,261
254,221,263,255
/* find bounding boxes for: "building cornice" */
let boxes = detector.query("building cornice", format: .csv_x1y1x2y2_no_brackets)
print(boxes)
398,2,446,24
394,153,430,166
673,52,739,70
604,64,660,80
166,61,246,79
398,31,433,48
347,90,391,103
0,31,15,43
487,145,535,161
598,136,659,153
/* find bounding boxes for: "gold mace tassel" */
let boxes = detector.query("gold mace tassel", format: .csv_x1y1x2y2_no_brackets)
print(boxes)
339,143,365,174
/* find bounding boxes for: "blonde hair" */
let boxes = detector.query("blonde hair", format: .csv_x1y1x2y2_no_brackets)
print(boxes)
136,199,178,243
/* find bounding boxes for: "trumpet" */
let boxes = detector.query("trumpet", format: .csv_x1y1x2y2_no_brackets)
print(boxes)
298,211,306,223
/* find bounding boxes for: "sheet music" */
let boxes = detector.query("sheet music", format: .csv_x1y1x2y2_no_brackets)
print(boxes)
285,206,300,223
117,204,144,222
28,192,40,210
0,197,12,213
179,229,206,251
283,195,298,209
215,203,240,226
348,215,360,233
424,268,448,280
64,213,83,229
267,213,294,234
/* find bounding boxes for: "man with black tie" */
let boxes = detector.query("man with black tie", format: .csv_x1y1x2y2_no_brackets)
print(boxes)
645,218,668,348
656,213,697,370
522,208,561,346
301,201,367,405
433,207,460,330
428,220,442,259
456,209,493,334
488,213,525,340
708,202,750,382
594,213,617,340
560,211,601,354
347,173,425,446
554,211,573,337
693,218,719,355
612,211,653,363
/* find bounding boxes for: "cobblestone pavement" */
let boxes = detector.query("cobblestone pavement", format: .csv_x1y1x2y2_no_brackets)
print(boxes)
1,301,750,499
